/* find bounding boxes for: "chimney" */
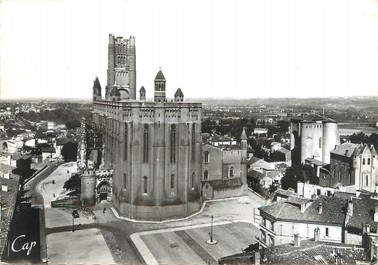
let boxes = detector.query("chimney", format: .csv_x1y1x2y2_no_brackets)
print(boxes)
356,190,361,198
318,203,323,214
1,184,8,192
253,250,260,265
314,228,320,242
347,198,353,216
294,233,301,247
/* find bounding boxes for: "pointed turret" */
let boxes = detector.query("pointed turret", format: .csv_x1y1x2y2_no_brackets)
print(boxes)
92,77,102,101
154,69,166,103
240,127,248,161
110,85,120,101
139,86,146,100
174,88,184,102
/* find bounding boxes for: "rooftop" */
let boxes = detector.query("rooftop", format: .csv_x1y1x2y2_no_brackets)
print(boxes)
347,193,378,233
0,175,20,255
263,240,368,264
202,178,243,190
260,195,347,225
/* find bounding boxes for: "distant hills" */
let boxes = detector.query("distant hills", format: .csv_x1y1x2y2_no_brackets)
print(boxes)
1,96,378,110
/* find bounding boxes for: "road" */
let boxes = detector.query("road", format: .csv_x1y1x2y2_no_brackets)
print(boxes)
27,162,61,262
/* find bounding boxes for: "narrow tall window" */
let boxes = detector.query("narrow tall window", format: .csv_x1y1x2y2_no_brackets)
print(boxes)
192,172,195,189
363,158,366,165
319,137,322,148
123,173,127,189
204,170,209,180
349,172,352,184
368,158,371,165
143,176,148,194
230,167,234,177
325,227,329,237
204,151,209,163
143,124,149,163
366,175,369,186
170,124,176,163
170,174,175,190
192,124,196,159
338,170,341,182
124,123,128,160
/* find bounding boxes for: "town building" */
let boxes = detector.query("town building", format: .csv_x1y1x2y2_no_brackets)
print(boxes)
92,34,202,220
290,115,340,165
320,142,378,193
201,128,248,200
258,193,349,248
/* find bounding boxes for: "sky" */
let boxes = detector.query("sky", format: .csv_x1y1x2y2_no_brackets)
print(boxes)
1,0,378,100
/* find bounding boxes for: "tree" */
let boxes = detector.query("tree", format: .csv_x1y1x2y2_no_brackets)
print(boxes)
61,142,78,162
369,133,378,150
268,184,278,195
350,132,369,144
281,164,318,191
63,173,81,192
65,119,81,130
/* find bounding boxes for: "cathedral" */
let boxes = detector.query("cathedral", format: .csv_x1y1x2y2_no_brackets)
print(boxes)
92,34,203,220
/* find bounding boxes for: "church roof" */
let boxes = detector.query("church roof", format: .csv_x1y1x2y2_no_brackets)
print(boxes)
155,70,166,81
240,127,248,140
174,88,184,97
331,142,358,157
139,86,145,92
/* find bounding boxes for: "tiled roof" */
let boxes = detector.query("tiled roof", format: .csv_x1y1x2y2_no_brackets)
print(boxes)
203,178,243,190
0,163,16,172
0,175,20,255
347,193,378,233
259,195,347,225
331,143,359,157
211,134,234,142
247,157,261,165
248,170,264,180
275,188,295,198
305,157,327,166
263,240,368,264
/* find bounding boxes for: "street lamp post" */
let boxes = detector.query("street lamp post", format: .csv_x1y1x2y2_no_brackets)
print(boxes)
210,215,214,242
207,215,217,245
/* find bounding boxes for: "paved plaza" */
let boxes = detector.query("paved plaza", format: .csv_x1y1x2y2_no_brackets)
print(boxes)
34,162,265,264
132,221,259,265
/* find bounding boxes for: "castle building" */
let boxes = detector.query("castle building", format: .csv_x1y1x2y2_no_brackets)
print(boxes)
320,142,378,193
290,115,340,165
92,35,203,220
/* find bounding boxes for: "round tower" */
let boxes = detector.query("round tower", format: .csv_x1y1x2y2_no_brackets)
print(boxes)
300,122,314,164
322,120,339,164
81,170,96,206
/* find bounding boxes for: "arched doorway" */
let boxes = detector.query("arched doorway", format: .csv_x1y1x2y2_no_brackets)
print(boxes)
97,181,111,202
